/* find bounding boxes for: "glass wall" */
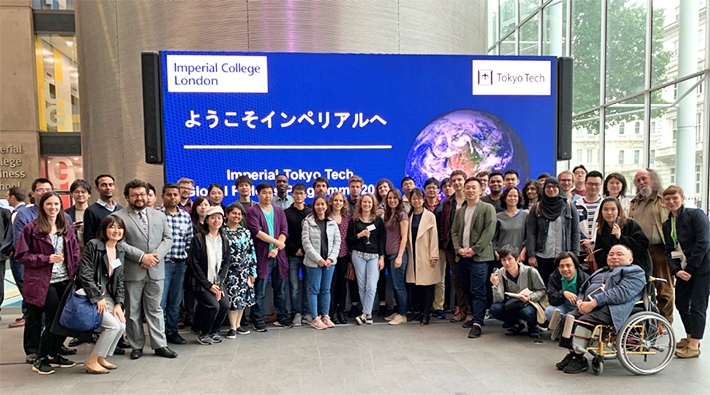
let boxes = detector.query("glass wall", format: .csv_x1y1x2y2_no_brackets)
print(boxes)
35,34,80,132
488,0,710,210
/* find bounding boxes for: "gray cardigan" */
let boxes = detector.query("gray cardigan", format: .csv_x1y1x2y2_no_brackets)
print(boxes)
492,263,546,303
301,215,341,268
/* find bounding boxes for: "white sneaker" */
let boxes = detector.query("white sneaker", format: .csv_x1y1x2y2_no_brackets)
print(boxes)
388,314,408,325
292,313,302,327
384,312,398,322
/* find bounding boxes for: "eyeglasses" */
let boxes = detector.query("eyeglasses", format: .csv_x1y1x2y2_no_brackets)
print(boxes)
34,188,52,194
544,185,559,190
129,193,147,198
425,186,438,190
586,182,602,187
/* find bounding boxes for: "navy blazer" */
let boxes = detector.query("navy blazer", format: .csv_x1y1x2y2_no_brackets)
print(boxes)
663,206,710,276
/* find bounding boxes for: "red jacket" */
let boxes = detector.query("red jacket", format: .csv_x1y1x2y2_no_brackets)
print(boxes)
14,220,81,307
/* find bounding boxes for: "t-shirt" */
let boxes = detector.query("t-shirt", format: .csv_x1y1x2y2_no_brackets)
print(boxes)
561,272,578,307
385,211,408,255
494,210,529,251
461,204,477,249
576,196,602,238
481,195,503,213
316,219,328,259
261,206,275,250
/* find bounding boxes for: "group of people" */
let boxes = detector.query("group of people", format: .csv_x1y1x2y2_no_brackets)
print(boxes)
0,164,707,377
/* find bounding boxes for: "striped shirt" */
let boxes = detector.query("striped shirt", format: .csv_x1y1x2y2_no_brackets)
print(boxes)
160,207,193,261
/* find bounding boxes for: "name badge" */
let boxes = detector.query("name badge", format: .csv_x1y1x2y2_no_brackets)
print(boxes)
366,224,376,231
110,258,122,269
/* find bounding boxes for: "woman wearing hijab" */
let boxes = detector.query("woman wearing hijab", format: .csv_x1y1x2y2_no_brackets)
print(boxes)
525,177,580,286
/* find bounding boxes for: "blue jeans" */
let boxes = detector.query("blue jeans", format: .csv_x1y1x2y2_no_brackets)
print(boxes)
161,260,186,334
288,257,307,315
305,265,335,317
10,258,28,317
351,252,380,315
490,301,538,327
253,258,289,324
458,258,490,325
544,303,576,322
387,252,408,315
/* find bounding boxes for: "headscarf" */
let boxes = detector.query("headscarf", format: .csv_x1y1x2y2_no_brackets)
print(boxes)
539,177,567,221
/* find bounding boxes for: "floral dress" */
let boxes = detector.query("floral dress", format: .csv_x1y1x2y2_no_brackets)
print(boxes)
224,225,257,310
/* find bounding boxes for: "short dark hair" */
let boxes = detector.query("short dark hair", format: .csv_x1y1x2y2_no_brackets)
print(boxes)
8,186,27,202
424,178,439,189
256,182,273,193
572,165,587,174
537,172,551,181
312,176,329,189
147,183,156,195
489,171,503,180
585,170,604,181
603,172,628,197
440,178,451,188
497,244,520,260
70,179,92,195
162,183,179,195
207,183,222,195
450,170,467,180
555,251,581,268
400,176,415,187
292,183,307,192
500,187,523,210
94,174,115,188
276,173,288,181
31,178,53,192
475,171,489,178
96,214,126,243
235,175,252,187
464,177,482,187
503,170,519,178
123,179,148,197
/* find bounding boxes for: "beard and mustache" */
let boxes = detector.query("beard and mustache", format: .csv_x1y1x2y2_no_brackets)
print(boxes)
638,185,653,198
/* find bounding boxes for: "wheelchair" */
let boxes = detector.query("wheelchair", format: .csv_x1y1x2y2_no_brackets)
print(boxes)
582,277,675,376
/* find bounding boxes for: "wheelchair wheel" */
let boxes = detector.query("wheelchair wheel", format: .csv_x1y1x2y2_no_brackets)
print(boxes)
591,356,604,375
616,311,675,375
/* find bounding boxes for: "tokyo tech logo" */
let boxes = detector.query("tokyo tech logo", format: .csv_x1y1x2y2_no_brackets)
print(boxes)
477,69,494,86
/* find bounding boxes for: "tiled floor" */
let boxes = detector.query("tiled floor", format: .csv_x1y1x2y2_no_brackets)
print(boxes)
1,307,708,395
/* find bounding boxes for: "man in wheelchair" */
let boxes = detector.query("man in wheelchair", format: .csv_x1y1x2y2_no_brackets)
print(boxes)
555,244,646,374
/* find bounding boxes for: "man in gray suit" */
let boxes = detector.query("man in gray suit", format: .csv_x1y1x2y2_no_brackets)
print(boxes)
114,179,177,359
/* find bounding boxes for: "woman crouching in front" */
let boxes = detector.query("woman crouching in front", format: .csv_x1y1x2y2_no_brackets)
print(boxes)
490,245,547,338
187,206,230,345
78,215,127,373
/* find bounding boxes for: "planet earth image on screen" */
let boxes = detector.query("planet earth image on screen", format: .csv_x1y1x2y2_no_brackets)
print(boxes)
404,109,530,186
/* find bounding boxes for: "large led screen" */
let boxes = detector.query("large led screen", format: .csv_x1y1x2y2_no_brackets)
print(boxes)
161,51,558,200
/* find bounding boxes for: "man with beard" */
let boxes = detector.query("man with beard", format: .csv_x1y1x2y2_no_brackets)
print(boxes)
115,179,176,359
84,174,123,242
481,172,504,213
629,168,674,323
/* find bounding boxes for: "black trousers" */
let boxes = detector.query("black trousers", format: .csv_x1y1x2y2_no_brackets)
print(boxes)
330,255,350,312
535,257,556,288
26,281,69,358
192,288,229,336
676,271,710,340
412,284,435,315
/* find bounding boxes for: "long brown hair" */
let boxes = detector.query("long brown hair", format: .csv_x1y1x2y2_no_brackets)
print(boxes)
36,192,68,235
328,191,349,217
596,197,627,235
353,193,377,221
384,189,405,226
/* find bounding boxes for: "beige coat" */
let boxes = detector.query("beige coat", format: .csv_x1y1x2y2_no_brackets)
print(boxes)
405,210,441,286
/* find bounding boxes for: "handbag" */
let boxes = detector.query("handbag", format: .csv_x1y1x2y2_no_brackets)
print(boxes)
345,260,357,281
60,285,103,331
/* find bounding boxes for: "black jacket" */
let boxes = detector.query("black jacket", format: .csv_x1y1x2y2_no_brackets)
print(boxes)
526,201,580,256
594,218,652,276
663,206,710,276
547,269,590,307
0,208,11,260
187,232,231,291
284,205,312,256
76,239,126,305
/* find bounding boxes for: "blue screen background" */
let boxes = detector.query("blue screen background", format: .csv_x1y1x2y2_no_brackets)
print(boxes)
161,51,558,200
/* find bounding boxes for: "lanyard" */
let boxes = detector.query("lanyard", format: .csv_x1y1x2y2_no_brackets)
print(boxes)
670,217,678,248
